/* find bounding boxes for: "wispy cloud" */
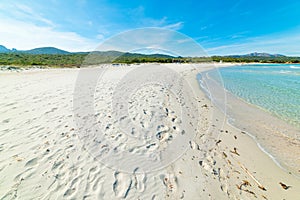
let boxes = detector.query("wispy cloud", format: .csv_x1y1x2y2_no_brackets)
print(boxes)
1,3,54,26
200,26,208,31
163,22,184,31
205,29,300,56
126,6,184,31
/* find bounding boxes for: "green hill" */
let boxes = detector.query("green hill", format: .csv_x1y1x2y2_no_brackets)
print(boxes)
23,47,70,55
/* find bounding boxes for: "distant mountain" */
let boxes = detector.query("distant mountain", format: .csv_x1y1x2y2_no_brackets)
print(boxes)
0,45,289,59
0,45,71,54
0,45,175,58
120,52,174,58
230,52,286,58
141,53,174,58
23,47,70,55
87,51,174,59
0,45,10,53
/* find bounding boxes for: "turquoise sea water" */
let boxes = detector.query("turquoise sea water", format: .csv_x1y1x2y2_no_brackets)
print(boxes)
206,64,300,127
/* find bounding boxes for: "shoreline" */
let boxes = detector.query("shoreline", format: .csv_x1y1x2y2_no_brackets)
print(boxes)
199,64,300,176
225,91,300,177
188,63,300,198
0,61,298,70
220,63,300,127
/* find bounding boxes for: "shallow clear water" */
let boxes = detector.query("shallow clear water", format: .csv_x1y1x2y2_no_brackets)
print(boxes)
205,64,300,127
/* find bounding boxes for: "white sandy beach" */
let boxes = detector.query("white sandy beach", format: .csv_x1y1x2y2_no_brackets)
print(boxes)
0,63,299,199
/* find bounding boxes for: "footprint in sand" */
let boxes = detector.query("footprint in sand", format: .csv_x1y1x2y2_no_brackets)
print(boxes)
25,157,38,167
113,171,132,198
161,173,178,192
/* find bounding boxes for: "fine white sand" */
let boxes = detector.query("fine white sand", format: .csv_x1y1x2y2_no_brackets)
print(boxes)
0,64,299,199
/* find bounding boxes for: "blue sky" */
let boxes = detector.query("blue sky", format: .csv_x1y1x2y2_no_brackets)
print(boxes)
0,0,300,56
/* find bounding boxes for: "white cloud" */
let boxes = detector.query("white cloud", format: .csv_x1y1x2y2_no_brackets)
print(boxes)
96,34,105,40
0,2,100,51
0,17,98,52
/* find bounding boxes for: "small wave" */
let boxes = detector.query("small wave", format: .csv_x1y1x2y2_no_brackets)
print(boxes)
279,70,292,74
290,66,300,69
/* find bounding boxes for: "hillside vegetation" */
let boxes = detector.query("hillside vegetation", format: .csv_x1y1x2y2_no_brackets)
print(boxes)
0,52,299,68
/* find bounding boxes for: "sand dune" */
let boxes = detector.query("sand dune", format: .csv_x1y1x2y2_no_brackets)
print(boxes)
0,64,299,199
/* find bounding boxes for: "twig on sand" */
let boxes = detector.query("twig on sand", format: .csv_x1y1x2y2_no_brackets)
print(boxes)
238,162,267,191
279,182,291,190
230,147,240,156
236,180,257,198
242,180,251,186
216,140,222,145
227,159,232,165
244,189,257,198
201,104,208,108
237,180,251,190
